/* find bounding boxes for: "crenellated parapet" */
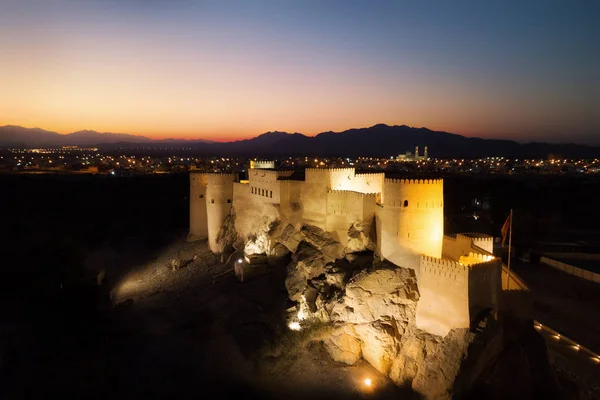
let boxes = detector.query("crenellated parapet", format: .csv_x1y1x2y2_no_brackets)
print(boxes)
384,178,443,185
327,190,378,197
420,255,469,282
459,252,495,266
206,173,236,185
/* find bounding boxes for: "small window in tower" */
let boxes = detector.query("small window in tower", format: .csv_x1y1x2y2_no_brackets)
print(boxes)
211,199,215,204
227,199,231,203
270,190,272,198
199,194,204,199
403,200,409,207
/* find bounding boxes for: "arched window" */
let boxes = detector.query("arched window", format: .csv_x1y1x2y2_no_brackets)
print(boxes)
227,199,231,203
403,200,408,207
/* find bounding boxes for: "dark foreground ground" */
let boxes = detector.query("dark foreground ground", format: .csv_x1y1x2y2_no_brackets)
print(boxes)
3,238,409,399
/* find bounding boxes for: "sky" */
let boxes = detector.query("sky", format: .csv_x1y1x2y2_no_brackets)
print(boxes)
0,0,598,143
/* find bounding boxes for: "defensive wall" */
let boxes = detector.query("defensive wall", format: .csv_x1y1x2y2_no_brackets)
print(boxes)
325,190,377,244
416,255,502,336
353,172,385,202
416,256,470,336
189,172,208,241
376,179,444,271
190,169,446,271
188,173,237,253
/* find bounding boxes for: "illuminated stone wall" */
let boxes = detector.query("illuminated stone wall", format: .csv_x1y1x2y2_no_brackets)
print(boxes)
188,172,208,241
416,255,501,336
205,174,236,253
325,190,377,244
377,179,444,271
248,170,288,204
352,172,385,201
416,256,470,336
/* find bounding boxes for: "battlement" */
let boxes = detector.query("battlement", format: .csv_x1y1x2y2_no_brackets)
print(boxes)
190,173,208,186
384,178,443,185
305,167,355,174
460,252,495,266
459,232,493,240
355,172,385,178
206,173,236,185
420,255,469,278
328,190,378,197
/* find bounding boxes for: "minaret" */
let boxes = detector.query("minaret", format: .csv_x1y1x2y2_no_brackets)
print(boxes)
424,146,428,160
415,146,419,160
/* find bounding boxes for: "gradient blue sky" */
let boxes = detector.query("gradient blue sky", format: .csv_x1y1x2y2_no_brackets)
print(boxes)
0,0,598,143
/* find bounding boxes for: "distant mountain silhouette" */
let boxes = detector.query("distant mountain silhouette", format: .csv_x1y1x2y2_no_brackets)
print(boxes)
0,126,153,147
1,124,598,158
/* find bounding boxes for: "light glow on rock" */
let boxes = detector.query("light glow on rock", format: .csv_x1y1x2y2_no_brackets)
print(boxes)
288,321,301,331
364,378,372,387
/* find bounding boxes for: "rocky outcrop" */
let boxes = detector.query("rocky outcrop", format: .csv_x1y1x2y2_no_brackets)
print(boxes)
346,222,375,253
270,222,303,253
285,243,332,302
301,225,345,261
330,266,419,326
389,331,440,387
322,325,362,365
215,208,238,255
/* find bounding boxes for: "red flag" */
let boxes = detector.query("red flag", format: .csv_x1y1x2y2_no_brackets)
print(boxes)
501,214,510,246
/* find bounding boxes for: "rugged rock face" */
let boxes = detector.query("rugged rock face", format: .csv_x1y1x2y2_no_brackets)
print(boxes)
215,208,239,255
389,331,440,387
285,243,332,302
301,225,345,261
322,325,362,365
330,267,419,326
346,222,375,253
270,222,303,253
239,219,557,398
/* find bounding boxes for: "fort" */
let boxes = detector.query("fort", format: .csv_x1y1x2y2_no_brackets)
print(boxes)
188,167,505,338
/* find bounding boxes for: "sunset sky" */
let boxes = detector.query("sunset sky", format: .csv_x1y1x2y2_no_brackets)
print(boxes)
1,0,598,143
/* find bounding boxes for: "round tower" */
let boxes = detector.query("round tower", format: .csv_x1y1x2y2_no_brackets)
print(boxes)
188,172,208,241
397,179,444,258
206,174,235,253
378,178,444,271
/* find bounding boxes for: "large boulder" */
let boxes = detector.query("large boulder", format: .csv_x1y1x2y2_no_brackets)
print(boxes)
215,209,238,255
301,225,345,261
330,266,419,327
322,325,362,365
284,243,331,301
346,223,375,253
354,322,399,375
271,223,303,253
244,231,270,255
389,331,440,386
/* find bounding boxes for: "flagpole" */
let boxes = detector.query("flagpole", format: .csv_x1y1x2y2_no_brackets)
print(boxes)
506,209,513,290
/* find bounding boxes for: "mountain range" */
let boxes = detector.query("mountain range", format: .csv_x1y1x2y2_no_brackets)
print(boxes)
1,124,598,158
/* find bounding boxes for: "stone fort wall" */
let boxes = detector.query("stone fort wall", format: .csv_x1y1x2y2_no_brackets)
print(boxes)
416,254,501,336
189,172,208,241
376,179,444,271
188,173,237,253
416,256,470,336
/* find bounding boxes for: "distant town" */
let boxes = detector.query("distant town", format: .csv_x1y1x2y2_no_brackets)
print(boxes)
1,145,599,176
